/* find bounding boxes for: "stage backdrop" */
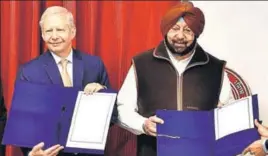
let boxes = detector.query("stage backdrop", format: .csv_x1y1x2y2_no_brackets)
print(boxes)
0,1,178,156
193,1,268,129
1,1,268,156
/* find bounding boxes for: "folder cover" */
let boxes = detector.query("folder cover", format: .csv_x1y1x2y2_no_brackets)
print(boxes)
156,95,259,156
2,80,116,155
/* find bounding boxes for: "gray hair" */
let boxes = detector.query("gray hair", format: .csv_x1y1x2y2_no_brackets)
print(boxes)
39,6,75,29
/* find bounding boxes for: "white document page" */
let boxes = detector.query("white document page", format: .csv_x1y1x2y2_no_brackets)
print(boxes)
214,96,254,140
66,91,117,150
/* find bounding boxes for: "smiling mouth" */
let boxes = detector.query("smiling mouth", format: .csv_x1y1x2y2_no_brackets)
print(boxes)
51,43,62,46
174,43,186,47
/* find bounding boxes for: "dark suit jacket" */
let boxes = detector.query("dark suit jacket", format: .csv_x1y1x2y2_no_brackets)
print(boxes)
0,80,6,156
16,49,117,156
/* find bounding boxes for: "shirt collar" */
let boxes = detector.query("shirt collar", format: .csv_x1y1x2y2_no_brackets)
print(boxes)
166,46,195,64
51,49,73,64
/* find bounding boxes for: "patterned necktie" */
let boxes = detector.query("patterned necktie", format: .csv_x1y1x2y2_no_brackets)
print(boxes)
59,59,72,87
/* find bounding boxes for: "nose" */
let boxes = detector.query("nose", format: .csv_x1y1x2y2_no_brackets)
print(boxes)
174,30,185,40
51,30,59,40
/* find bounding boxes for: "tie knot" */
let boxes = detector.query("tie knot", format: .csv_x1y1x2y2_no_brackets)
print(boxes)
60,59,68,67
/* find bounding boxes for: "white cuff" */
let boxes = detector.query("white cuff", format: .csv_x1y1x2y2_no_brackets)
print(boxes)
262,139,268,153
117,115,147,135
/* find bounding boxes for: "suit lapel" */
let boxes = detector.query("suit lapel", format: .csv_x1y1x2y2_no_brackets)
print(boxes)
72,49,84,87
42,51,64,85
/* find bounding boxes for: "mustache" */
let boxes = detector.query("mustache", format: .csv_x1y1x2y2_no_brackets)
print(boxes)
171,39,187,44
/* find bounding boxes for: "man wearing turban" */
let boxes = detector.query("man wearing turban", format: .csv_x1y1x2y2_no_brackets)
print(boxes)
117,2,234,156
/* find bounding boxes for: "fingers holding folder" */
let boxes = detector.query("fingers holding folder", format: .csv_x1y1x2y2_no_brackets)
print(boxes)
83,83,106,95
242,139,266,156
255,119,268,138
242,119,268,156
143,115,164,136
29,142,64,156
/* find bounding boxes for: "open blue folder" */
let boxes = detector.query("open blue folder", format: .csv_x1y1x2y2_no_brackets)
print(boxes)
156,95,259,156
2,80,116,155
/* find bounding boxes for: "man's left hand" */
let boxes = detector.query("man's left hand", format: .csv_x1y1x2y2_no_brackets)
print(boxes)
242,139,266,156
255,119,268,138
84,83,106,94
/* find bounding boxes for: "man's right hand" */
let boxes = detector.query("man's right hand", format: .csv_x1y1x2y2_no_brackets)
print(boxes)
83,83,106,95
143,115,164,137
28,142,64,156
242,139,266,156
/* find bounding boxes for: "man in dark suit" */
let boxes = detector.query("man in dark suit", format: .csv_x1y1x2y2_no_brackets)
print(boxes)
0,79,7,156
16,6,116,156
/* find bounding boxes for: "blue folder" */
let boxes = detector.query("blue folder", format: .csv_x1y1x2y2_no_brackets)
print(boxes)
2,80,115,155
156,95,260,156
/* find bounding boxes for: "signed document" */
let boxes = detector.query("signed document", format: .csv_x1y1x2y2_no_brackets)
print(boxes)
66,91,117,151
214,96,254,140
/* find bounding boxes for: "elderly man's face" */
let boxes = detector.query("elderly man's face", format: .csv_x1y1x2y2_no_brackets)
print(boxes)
167,20,195,53
42,14,75,55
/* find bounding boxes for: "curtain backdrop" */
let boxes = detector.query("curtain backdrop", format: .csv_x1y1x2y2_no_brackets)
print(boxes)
0,1,178,156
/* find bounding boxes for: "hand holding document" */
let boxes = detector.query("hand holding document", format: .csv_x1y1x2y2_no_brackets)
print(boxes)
2,81,117,155
156,95,260,156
